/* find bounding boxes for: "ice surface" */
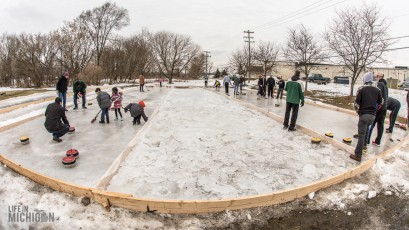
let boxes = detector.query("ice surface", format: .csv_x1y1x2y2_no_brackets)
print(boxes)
0,87,170,187
108,88,355,200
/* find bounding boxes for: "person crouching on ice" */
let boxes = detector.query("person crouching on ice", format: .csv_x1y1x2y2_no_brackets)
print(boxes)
124,101,149,125
44,97,70,142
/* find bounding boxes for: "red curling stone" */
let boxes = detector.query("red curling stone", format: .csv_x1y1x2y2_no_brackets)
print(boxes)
62,156,76,168
66,149,79,159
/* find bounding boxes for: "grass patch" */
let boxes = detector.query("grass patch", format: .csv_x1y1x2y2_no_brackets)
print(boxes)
305,90,355,110
0,89,49,101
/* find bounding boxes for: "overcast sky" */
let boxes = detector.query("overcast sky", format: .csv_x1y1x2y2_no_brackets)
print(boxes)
0,0,408,69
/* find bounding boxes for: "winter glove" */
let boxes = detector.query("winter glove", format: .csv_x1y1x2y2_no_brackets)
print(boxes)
301,101,304,107
124,109,128,113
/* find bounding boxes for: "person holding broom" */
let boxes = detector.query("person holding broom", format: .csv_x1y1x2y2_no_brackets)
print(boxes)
95,88,111,124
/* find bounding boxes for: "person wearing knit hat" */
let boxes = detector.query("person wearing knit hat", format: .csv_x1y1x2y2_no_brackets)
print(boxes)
350,72,383,162
362,72,373,84
124,101,148,125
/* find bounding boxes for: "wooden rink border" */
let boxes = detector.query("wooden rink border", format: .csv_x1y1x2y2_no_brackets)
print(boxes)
0,87,407,214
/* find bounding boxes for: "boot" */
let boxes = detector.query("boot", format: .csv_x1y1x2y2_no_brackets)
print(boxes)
349,154,361,162
53,136,62,142
99,120,105,124
107,118,110,124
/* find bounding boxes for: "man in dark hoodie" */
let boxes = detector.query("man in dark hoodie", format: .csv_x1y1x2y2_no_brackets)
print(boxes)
258,75,267,98
56,71,69,109
386,97,401,133
350,72,383,161
44,97,70,142
367,73,388,146
266,75,276,98
276,77,285,99
283,70,304,131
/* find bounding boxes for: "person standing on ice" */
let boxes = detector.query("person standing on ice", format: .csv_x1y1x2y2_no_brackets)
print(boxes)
56,71,69,110
266,75,276,98
73,79,87,110
204,75,209,87
385,97,401,133
111,87,123,121
367,73,388,146
44,97,70,142
283,70,304,131
139,74,145,92
239,75,245,94
124,101,148,125
233,75,240,95
258,75,267,98
223,75,231,95
95,88,111,124
276,77,285,99
350,72,383,162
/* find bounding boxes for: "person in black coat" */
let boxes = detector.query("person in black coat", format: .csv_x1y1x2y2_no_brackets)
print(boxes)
44,97,70,142
258,76,267,98
276,77,285,99
367,73,388,146
56,72,69,109
386,97,401,133
266,76,276,98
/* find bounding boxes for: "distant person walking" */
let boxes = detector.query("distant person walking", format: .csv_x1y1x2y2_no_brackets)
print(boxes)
267,75,276,98
96,88,111,124
223,75,231,95
276,77,285,99
44,97,70,142
367,73,388,146
73,79,87,110
139,74,145,92
56,71,69,109
385,97,401,133
283,70,304,131
350,72,383,162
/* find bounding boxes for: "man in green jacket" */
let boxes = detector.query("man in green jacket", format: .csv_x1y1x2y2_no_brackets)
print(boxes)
73,79,87,110
283,70,304,131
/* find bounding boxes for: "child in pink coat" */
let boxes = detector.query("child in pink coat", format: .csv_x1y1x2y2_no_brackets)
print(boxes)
111,87,123,121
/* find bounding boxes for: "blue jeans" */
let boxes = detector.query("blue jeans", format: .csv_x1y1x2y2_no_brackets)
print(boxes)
234,85,239,95
49,124,69,138
101,108,109,122
58,92,67,108
73,92,86,108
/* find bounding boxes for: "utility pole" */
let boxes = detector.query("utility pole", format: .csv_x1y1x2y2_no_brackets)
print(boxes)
204,51,211,78
244,30,254,83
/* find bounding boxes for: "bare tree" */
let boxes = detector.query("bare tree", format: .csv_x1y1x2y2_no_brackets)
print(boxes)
253,41,280,77
148,30,200,83
188,54,206,79
325,4,391,96
57,18,94,84
79,2,129,66
0,34,19,86
284,24,326,91
15,33,60,87
229,47,251,77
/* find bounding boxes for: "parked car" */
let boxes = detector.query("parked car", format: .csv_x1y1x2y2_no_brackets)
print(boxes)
307,74,331,85
399,78,409,90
